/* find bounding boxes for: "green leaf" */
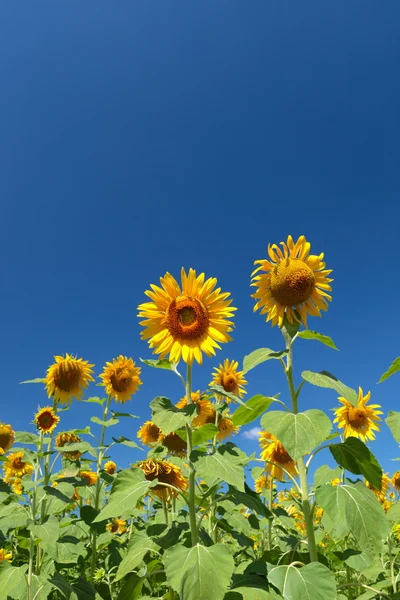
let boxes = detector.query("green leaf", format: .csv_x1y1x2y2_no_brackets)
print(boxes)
316,481,389,556
0,563,28,598
112,436,143,450
20,378,45,384
228,484,272,518
140,358,182,379
242,348,287,374
93,468,152,523
111,411,139,419
164,543,234,600
14,431,40,445
301,370,358,405
386,411,400,444
30,515,60,546
194,446,245,491
232,395,274,427
260,410,332,460
208,385,249,407
90,416,119,427
387,502,400,521
151,396,196,435
55,441,96,456
314,465,342,487
298,330,338,350
225,589,275,600
378,356,400,383
329,437,382,490
190,424,219,446
115,533,159,581
268,563,337,600
84,396,106,405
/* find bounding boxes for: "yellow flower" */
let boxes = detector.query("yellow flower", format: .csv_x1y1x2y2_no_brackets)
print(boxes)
366,473,391,503
106,518,127,534
100,356,142,403
331,478,341,486
392,471,400,493
0,423,15,454
56,432,82,460
0,549,12,562
210,359,247,402
136,458,188,501
138,268,236,365
45,354,94,405
254,474,273,494
11,479,23,495
333,388,382,442
4,452,34,478
104,461,117,475
79,471,98,486
215,413,239,441
314,507,324,522
34,406,60,434
176,391,215,428
137,421,161,445
251,235,333,328
259,431,298,482
159,432,187,457
393,524,400,542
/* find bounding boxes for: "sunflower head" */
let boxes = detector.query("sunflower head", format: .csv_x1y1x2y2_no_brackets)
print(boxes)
0,549,12,562
392,471,400,493
0,423,15,454
45,354,94,406
100,356,142,403
254,474,273,494
215,412,239,441
4,451,34,479
259,431,298,482
333,388,382,442
366,473,391,503
104,461,117,475
106,518,127,534
11,479,23,495
251,235,333,328
393,524,400,542
56,432,82,460
34,406,60,434
138,268,236,365
210,359,247,402
137,421,161,446
158,432,187,457
176,391,215,428
79,471,98,486
136,458,188,501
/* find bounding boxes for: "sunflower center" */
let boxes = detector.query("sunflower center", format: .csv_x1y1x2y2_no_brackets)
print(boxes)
272,443,292,465
270,259,315,306
347,406,368,428
0,432,12,451
222,374,237,392
13,457,25,469
54,364,82,392
165,296,209,339
110,368,131,392
38,412,54,428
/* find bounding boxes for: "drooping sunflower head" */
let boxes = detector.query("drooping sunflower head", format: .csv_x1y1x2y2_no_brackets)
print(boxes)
34,406,60,434
0,423,15,454
4,451,34,479
176,391,215,428
392,471,400,493
254,474,273,494
79,471,98,486
104,461,117,475
0,549,12,562
210,359,247,402
215,412,239,441
137,421,161,446
56,432,82,460
100,356,142,403
136,458,188,501
259,431,298,482
251,235,333,328
138,268,236,365
106,518,127,534
158,432,187,457
45,354,94,406
366,473,391,503
333,388,382,442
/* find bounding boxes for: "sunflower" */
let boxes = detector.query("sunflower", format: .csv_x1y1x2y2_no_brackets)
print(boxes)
331,478,341,486
4,452,34,478
136,458,188,501
11,479,23,495
210,359,247,402
259,431,298,482
45,354,94,405
0,549,12,562
138,268,236,365
215,413,239,441
333,388,382,442
366,473,391,502
0,423,15,454
34,406,60,434
106,518,127,534
56,432,82,460
314,507,324,522
251,235,333,328
100,356,142,403
176,391,215,428
159,432,187,457
79,471,98,486
392,471,400,493
254,474,273,494
393,524,400,542
104,461,117,475
137,421,161,446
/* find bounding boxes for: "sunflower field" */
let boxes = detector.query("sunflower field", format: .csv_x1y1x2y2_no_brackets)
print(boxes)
1,235,399,600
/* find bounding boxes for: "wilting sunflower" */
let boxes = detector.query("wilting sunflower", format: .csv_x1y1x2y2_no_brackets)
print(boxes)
106,518,127,534
159,432,187,457
104,461,117,475
100,356,142,403
254,474,273,494
392,471,400,493
45,354,94,406
56,432,82,460
251,235,333,327
0,549,12,562
138,268,236,365
136,458,188,501
34,406,60,434
79,471,98,486
366,473,391,502
0,423,15,454
176,391,215,428
333,388,382,442
137,421,161,446
259,431,298,482
210,359,247,402
4,452,34,478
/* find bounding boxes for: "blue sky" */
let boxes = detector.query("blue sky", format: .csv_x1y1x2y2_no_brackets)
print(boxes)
1,1,400,478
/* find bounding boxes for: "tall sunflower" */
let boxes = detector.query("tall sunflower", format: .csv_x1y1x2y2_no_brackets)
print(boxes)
34,406,60,434
251,235,333,327
333,388,382,442
259,431,298,481
137,421,161,446
210,359,247,402
0,423,15,454
79,471,98,486
4,452,34,478
136,458,188,501
45,354,94,405
175,391,215,427
100,356,142,403
158,432,187,457
138,268,236,365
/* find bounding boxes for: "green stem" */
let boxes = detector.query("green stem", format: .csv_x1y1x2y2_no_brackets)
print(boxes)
268,478,274,551
28,432,43,598
345,565,354,600
185,363,198,546
162,498,169,525
388,535,396,593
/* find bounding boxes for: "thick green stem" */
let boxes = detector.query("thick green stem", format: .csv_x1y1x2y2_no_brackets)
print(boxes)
346,565,354,600
268,478,274,551
388,535,396,593
162,498,170,525
185,363,198,546
28,433,44,598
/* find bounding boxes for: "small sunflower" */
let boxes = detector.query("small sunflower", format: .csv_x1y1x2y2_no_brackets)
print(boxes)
106,518,127,534
136,458,188,501
176,391,215,428
366,473,391,503
104,461,117,475
11,479,23,495
4,452,34,478
333,388,382,442
56,432,82,460
138,268,236,365
0,423,15,454
251,235,333,328
0,549,12,562
393,524,400,542
137,421,161,446
314,507,324,523
210,359,247,402
392,471,400,493
100,356,142,403
34,406,60,434
259,431,298,482
159,432,187,457
331,478,341,486
254,474,273,494
79,471,98,486
45,354,94,406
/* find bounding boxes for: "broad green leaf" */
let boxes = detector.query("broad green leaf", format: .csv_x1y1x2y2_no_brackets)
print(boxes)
0,504,29,530
208,385,248,407
115,533,159,581
0,563,28,598
112,436,143,450
30,515,60,546
242,348,287,374
314,465,342,487
232,395,274,427
140,358,182,380
90,416,119,427
185,424,219,446
387,502,400,521
228,484,272,518
386,411,400,444
93,468,152,523
84,396,105,405
378,356,400,383
298,330,338,350
225,589,274,600
316,482,389,556
14,431,40,445
20,378,45,384
194,446,245,491
151,396,197,435
260,410,332,460
55,441,96,456
301,370,358,405
329,437,382,490
268,563,337,600
164,543,234,600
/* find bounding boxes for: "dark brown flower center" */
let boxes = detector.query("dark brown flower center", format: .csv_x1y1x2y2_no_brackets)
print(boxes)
165,296,209,339
110,368,132,392
347,407,368,428
54,363,82,391
0,432,12,452
38,412,54,428
272,443,293,465
222,373,237,392
270,259,315,306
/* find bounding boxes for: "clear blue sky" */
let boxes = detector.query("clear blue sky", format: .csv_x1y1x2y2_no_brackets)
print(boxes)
1,1,399,476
